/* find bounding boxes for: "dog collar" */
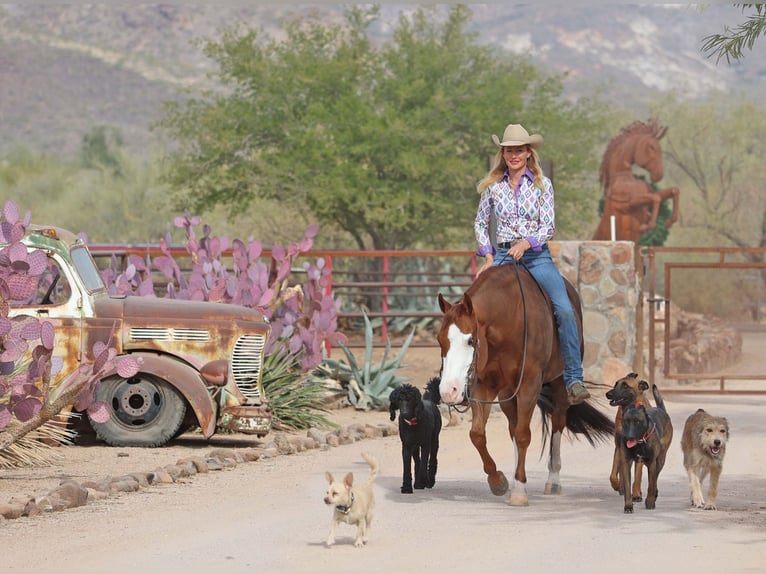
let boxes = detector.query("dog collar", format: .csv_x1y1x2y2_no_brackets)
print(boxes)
625,424,657,448
335,492,354,514
641,423,656,442
404,417,418,426
626,423,656,449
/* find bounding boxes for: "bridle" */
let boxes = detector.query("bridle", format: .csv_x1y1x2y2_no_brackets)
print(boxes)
446,256,531,415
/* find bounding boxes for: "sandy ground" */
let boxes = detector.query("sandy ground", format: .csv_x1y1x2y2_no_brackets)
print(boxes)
2,347,765,573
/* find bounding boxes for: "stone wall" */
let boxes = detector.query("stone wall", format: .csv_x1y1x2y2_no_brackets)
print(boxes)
551,240,641,387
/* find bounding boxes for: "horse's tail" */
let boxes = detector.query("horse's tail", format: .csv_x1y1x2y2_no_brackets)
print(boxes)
536,384,615,453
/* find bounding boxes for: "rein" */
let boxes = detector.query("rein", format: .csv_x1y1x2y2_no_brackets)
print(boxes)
448,256,529,413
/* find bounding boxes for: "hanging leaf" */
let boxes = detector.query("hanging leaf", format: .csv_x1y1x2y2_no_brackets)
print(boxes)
12,397,43,422
87,400,111,424
116,355,141,378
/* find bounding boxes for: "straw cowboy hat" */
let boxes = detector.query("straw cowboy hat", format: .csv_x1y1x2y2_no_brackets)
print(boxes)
491,123,543,149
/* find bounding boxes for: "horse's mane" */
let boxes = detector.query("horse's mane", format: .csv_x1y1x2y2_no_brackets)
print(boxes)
599,118,667,192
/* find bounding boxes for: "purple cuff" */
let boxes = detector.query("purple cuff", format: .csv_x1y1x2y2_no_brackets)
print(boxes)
526,237,542,252
476,244,495,257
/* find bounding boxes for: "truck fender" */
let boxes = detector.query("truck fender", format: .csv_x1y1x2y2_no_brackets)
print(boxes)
109,352,218,438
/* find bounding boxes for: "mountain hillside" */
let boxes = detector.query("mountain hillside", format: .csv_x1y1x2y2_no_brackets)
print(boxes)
1,4,764,156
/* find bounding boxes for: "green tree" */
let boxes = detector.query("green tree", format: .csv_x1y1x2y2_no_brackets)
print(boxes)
156,5,610,250
650,92,766,252
702,3,766,63
0,146,174,244
80,125,125,177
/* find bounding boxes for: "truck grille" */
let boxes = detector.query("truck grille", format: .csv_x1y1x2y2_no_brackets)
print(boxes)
130,328,210,342
232,334,267,401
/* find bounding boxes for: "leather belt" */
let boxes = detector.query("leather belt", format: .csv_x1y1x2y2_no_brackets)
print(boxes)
498,240,522,249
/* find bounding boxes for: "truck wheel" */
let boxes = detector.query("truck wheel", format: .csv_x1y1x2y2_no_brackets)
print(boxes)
89,374,187,447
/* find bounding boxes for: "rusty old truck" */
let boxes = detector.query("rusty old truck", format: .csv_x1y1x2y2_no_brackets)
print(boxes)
6,225,272,447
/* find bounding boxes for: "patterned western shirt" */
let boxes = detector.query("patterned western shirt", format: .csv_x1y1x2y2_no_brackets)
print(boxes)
474,167,555,257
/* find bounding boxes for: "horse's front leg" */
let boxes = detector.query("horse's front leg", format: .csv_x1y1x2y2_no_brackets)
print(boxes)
663,187,680,227
510,421,532,506
469,403,508,496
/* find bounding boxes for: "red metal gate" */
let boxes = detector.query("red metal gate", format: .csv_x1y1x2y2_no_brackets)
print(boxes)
644,246,766,394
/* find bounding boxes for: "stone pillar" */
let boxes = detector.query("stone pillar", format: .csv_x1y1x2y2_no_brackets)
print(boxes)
550,240,639,390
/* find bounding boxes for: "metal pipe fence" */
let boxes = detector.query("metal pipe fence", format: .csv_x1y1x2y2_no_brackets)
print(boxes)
88,245,479,345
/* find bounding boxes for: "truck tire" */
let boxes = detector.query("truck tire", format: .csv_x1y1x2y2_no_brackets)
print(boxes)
89,373,187,447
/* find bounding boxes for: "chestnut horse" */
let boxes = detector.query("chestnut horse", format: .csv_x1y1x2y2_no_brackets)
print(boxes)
437,263,613,506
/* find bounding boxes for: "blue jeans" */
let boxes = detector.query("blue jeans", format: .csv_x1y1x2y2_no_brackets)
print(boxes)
493,245,584,387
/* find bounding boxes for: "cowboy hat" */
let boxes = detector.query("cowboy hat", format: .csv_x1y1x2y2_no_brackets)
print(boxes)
491,124,543,149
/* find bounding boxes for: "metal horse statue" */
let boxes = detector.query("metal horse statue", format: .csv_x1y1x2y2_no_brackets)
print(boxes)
437,264,614,506
592,118,680,243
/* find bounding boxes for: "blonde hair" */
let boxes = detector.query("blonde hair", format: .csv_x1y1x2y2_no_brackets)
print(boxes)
477,146,545,192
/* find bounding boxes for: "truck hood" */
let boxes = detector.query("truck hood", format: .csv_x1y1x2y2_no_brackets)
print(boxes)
94,295,268,324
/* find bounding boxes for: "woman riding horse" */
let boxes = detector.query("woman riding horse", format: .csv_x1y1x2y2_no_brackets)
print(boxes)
437,123,613,506
470,123,589,405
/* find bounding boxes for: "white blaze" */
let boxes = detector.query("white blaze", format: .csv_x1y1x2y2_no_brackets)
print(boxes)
439,323,474,404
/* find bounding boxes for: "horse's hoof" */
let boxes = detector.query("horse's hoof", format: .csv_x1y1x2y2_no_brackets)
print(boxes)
488,472,509,496
509,491,529,506
544,482,561,495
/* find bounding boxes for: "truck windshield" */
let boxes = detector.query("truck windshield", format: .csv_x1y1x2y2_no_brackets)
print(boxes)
71,246,106,293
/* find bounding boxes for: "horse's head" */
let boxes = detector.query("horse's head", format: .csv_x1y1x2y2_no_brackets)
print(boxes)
436,292,487,405
634,133,664,183
600,118,667,188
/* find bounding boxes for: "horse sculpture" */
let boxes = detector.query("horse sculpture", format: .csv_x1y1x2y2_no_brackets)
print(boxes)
437,263,614,506
592,118,680,243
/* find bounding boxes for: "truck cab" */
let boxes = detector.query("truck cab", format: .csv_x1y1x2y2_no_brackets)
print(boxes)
7,225,272,447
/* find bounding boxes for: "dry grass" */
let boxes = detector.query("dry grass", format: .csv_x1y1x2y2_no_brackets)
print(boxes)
0,416,78,469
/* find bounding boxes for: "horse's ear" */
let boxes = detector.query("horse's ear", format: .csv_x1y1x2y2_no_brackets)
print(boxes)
438,293,452,313
463,293,474,315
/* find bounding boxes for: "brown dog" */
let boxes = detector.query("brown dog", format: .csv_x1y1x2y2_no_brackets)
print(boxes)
324,452,378,548
681,409,729,510
618,382,673,513
605,372,653,501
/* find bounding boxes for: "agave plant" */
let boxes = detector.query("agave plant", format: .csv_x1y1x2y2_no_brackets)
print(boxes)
327,311,415,411
261,342,337,431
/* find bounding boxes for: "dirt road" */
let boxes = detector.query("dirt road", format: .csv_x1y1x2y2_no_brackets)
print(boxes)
3,389,765,574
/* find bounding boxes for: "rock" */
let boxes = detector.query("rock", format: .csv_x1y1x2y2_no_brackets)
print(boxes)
176,456,210,473
81,478,112,492
0,502,26,519
49,480,88,508
86,488,109,501
35,494,68,512
207,448,239,462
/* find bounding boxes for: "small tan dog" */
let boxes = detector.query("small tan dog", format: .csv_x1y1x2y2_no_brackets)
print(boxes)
681,408,730,510
324,452,378,548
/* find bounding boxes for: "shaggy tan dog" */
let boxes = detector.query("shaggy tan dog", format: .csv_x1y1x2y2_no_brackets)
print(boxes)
681,409,730,510
324,452,378,547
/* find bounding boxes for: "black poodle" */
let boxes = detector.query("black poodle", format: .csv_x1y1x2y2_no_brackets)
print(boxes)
388,377,442,494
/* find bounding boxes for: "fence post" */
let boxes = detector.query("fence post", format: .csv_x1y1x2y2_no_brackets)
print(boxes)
324,254,333,356
382,254,389,342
